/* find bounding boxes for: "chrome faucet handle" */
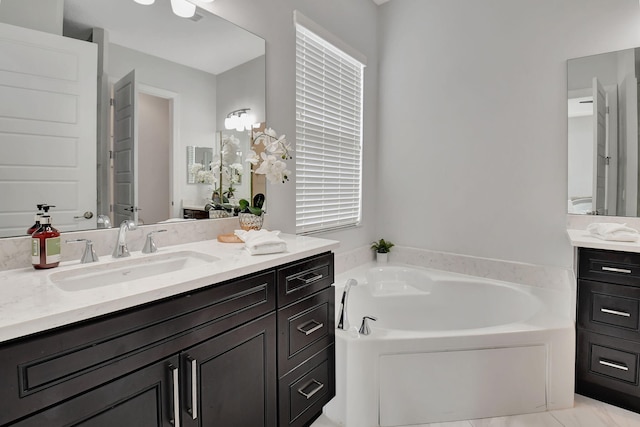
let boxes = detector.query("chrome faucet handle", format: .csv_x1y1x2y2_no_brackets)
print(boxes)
66,239,99,263
142,229,167,254
359,316,377,336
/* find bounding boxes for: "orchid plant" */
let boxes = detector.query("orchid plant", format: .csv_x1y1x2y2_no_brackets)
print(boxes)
247,128,292,184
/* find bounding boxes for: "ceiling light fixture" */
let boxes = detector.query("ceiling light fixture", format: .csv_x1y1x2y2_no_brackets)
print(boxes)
133,0,214,19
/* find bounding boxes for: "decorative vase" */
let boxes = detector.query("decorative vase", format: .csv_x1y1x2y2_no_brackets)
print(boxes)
376,252,388,263
209,209,230,219
238,212,264,231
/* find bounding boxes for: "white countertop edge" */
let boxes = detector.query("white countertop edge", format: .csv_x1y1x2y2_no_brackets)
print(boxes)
567,229,640,253
0,234,339,343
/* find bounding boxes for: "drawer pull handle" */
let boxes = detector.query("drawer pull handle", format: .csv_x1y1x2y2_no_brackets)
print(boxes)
297,319,324,336
601,308,631,317
188,356,198,420
169,364,180,427
298,379,324,399
299,273,323,284
599,359,629,371
602,266,632,274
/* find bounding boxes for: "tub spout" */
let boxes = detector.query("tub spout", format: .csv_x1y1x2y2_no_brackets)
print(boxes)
338,279,358,330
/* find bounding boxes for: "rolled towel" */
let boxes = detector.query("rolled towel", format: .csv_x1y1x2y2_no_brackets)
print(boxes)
587,223,639,242
234,229,288,255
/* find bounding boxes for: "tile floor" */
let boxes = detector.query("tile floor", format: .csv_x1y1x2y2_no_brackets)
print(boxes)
311,394,640,426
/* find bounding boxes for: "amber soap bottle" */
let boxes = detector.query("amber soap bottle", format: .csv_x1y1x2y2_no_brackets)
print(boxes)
31,214,61,269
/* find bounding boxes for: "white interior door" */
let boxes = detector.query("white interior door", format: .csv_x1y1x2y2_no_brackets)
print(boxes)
592,77,607,215
113,70,138,226
0,23,97,237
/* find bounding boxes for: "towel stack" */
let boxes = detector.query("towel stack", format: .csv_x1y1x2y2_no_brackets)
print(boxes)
234,229,287,255
587,223,639,242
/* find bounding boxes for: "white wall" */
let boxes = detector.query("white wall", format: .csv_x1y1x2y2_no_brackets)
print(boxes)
0,0,63,35
199,0,379,253
216,55,266,128
568,116,593,199
138,93,171,224
377,0,640,268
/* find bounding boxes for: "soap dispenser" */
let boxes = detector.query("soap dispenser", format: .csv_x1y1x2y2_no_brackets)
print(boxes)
31,209,61,269
27,204,55,235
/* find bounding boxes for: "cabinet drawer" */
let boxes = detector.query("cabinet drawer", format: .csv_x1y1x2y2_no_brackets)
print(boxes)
577,330,640,396
578,279,640,337
0,270,276,426
279,345,335,427
578,248,640,287
277,252,334,307
590,344,638,383
278,287,335,375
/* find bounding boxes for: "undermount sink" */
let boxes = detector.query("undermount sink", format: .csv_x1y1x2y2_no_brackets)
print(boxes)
50,251,220,292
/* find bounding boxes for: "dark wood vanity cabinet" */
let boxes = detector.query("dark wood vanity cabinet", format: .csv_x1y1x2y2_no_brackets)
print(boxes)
0,252,335,427
183,208,209,219
576,248,640,413
276,252,336,427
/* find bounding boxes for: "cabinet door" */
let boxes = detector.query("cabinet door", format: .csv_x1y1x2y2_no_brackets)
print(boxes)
11,356,179,427
181,314,277,427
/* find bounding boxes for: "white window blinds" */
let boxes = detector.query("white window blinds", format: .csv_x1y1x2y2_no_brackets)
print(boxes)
295,21,365,234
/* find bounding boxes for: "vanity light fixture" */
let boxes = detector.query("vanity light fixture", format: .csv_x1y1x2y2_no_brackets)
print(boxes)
133,0,214,19
224,108,256,132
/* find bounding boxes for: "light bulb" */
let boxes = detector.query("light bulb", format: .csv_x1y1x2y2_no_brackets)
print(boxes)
170,0,196,18
133,0,155,4
224,117,233,130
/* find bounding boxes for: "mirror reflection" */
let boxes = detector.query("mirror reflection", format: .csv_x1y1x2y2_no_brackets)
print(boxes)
0,0,266,238
187,146,214,185
567,48,639,217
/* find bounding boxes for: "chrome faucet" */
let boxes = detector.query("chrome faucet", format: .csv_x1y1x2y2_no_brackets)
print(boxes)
337,279,358,330
113,219,137,258
359,316,377,336
142,229,167,254
66,239,99,263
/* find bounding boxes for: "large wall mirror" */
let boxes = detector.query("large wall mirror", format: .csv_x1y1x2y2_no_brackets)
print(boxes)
0,0,265,238
567,48,639,217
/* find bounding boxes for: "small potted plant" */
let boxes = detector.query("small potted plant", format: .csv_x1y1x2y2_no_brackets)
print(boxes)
371,238,394,263
238,193,266,230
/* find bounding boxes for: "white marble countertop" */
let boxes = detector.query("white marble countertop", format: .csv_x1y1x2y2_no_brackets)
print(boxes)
182,204,207,211
0,234,339,343
567,228,640,253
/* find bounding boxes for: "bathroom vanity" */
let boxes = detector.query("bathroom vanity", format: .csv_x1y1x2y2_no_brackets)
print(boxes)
569,230,640,413
0,236,337,426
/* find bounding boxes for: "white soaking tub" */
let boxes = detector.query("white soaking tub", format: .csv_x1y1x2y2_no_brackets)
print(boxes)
324,264,575,427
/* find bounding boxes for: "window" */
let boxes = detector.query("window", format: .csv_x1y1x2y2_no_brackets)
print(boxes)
295,14,365,234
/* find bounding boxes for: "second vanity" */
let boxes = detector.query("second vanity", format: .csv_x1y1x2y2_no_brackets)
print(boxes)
0,234,338,426
568,229,640,415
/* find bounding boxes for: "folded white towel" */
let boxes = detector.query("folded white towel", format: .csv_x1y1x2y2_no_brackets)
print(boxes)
587,223,639,242
234,229,287,255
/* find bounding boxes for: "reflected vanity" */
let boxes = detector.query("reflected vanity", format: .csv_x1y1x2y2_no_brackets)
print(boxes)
0,0,266,238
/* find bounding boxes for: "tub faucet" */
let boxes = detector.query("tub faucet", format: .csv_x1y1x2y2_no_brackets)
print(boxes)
338,279,358,330
359,316,377,336
113,219,137,258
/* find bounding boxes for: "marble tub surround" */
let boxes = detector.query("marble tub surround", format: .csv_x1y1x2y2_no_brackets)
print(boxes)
0,216,282,271
336,244,574,293
0,233,338,343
